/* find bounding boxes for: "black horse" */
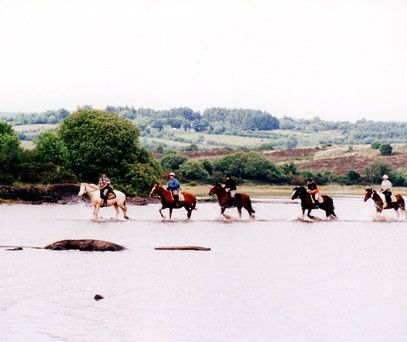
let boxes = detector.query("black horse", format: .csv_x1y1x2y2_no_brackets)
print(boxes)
291,186,337,220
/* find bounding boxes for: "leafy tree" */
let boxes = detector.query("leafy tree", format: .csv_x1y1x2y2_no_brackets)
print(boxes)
200,159,213,175
178,161,209,181
34,132,69,167
0,122,22,183
19,162,77,184
380,143,392,156
184,144,199,151
367,161,392,183
160,152,188,171
156,144,164,154
125,162,162,195
58,109,143,182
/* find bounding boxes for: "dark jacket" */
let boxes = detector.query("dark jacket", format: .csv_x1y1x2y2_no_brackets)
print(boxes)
225,178,237,191
307,182,317,192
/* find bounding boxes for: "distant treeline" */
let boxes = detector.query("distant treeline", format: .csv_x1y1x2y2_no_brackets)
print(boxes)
4,107,407,146
279,116,407,144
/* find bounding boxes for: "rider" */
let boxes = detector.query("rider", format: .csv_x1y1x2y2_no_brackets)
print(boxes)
99,172,113,207
167,172,180,207
306,178,320,208
381,174,392,208
224,173,237,206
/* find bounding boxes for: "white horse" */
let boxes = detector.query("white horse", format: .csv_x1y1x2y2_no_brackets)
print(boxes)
78,183,129,220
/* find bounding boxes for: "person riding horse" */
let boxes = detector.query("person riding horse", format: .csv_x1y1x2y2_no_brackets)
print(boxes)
381,174,392,208
167,172,180,207
99,172,114,207
306,178,321,208
224,173,237,206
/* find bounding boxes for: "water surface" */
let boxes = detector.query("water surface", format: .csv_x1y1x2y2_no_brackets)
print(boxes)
1,197,407,341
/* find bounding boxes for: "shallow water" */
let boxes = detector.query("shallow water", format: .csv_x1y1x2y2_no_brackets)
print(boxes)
1,197,407,341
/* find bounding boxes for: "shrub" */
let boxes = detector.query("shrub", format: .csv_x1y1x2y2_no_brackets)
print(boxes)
200,159,213,175
178,161,209,181
160,152,188,171
371,141,381,149
380,143,393,156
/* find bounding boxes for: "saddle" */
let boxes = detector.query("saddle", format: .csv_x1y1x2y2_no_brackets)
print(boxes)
170,191,185,202
107,191,116,200
379,193,397,203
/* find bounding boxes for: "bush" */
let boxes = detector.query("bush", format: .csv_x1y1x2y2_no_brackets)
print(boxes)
178,161,209,181
125,162,162,196
184,144,199,151
346,170,361,184
371,141,381,149
380,143,393,156
19,162,77,184
160,152,188,171
200,159,213,175
213,151,286,183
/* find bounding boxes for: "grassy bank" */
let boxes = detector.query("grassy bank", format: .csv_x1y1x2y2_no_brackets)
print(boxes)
181,184,407,197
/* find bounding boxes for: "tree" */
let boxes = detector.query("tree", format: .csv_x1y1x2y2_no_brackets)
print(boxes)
160,152,188,171
347,170,360,183
125,162,162,195
380,143,392,156
34,132,69,167
58,109,143,181
178,161,209,181
0,122,22,183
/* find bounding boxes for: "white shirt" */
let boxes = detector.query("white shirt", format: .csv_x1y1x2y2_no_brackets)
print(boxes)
381,179,392,192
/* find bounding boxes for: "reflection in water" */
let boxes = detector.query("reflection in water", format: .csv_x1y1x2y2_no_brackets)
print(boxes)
1,198,407,341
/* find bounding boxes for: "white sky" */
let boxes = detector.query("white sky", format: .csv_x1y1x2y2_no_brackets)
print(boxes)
0,0,406,121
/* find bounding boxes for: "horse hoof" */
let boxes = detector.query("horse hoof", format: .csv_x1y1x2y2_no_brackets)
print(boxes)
124,216,129,220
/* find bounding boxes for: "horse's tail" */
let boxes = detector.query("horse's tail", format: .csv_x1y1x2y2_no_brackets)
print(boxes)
325,196,336,217
397,195,405,211
192,198,197,210
247,197,255,214
124,199,127,209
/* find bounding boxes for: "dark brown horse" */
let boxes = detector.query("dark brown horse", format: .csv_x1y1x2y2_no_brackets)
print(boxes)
364,188,406,217
150,184,197,219
209,184,255,218
291,186,337,220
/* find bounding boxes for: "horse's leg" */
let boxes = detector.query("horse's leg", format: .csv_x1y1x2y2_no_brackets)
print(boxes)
307,209,314,220
94,205,100,221
159,206,166,219
237,205,242,219
169,208,173,219
221,206,227,216
118,202,129,219
184,204,192,219
114,203,119,219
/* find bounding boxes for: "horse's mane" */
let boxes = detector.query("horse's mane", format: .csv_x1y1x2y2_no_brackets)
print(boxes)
84,183,99,190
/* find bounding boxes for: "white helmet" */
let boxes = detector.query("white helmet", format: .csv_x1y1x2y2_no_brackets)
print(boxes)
382,174,389,179
169,172,175,176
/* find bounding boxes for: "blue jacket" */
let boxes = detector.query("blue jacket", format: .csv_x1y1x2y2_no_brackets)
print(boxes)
167,178,180,191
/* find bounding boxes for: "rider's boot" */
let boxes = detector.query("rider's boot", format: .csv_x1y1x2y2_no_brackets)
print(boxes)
173,195,179,207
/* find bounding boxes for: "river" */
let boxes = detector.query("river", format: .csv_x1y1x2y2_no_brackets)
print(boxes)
1,197,407,341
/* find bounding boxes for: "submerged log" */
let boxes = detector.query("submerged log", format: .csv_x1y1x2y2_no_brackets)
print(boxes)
44,239,125,252
155,246,211,251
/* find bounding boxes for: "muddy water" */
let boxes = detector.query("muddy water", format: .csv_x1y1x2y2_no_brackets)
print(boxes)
1,197,407,341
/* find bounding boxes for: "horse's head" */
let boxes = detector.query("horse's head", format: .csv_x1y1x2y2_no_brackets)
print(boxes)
209,183,222,196
150,184,161,197
78,183,87,197
364,188,373,202
291,186,301,200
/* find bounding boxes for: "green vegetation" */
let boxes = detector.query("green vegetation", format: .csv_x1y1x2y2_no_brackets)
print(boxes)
380,143,393,156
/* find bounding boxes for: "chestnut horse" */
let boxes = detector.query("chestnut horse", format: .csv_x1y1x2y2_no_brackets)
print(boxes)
364,188,406,217
209,184,255,218
149,184,197,219
291,186,336,220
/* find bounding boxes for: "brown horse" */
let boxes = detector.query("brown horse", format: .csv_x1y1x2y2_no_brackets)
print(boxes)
209,184,255,218
149,184,197,219
364,188,406,217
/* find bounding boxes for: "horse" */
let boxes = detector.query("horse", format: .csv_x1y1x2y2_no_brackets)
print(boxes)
78,183,129,220
291,186,336,220
209,184,255,218
364,188,406,217
149,184,197,219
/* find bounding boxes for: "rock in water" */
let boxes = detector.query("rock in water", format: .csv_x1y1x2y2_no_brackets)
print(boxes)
6,247,23,251
94,294,104,301
44,239,125,251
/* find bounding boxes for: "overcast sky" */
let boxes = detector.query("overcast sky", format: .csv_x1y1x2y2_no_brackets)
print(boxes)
0,0,406,121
